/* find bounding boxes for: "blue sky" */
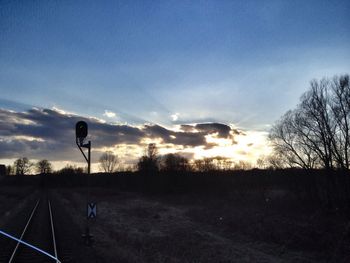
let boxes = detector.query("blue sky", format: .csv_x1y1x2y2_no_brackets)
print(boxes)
1,0,349,128
0,1,349,168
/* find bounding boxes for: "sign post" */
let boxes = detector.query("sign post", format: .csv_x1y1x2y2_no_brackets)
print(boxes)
75,121,94,245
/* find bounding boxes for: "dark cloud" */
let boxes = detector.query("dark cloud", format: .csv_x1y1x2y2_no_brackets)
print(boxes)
0,107,241,161
180,125,196,132
181,122,240,145
143,124,207,147
195,123,232,138
181,123,241,137
203,143,219,150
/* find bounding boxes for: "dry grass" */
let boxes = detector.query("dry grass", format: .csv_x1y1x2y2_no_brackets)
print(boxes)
55,186,350,262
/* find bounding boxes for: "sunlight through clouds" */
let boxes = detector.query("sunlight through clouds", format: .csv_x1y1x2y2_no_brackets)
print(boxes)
171,113,179,121
103,110,117,118
0,106,273,171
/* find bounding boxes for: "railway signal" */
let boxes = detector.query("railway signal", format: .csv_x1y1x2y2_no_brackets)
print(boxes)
75,121,91,174
76,121,88,142
75,121,95,246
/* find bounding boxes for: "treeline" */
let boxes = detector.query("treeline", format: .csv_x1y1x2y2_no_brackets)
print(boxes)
4,144,259,176
98,144,260,174
4,157,84,176
3,152,257,176
135,143,255,173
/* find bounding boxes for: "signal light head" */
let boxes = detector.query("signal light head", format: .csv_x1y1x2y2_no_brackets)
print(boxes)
76,121,88,139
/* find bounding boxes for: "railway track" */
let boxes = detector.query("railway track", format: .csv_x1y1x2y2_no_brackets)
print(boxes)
0,196,60,263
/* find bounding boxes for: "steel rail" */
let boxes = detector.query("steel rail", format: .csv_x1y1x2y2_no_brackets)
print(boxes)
48,200,59,263
8,199,40,263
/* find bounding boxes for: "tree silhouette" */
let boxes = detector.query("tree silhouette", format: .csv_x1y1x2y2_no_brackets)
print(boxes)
147,143,158,160
269,74,350,169
36,159,53,174
99,151,118,173
193,158,216,172
14,157,33,175
137,143,159,173
160,153,189,172
56,165,84,175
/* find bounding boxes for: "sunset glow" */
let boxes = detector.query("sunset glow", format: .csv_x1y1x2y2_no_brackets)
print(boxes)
0,1,348,172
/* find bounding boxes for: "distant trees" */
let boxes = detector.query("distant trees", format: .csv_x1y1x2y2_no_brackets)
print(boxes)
266,153,286,169
11,158,52,175
137,143,160,173
36,159,53,174
269,74,350,170
233,160,252,170
160,153,189,172
56,165,84,175
256,156,268,169
191,157,255,171
215,157,234,170
193,158,216,172
192,157,246,171
99,151,118,173
14,157,33,175
137,145,249,173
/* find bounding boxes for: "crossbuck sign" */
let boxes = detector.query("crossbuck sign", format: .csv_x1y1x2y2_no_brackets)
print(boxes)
87,203,97,219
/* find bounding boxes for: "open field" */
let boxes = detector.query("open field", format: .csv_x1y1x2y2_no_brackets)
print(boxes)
54,186,349,263
0,185,36,226
1,171,350,262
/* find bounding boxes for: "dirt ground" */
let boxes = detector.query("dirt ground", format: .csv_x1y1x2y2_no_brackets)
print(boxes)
0,186,36,227
54,187,350,263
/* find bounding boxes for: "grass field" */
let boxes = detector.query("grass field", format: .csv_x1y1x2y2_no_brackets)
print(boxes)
1,170,350,262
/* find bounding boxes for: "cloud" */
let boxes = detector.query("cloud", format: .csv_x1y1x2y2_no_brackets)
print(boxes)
0,107,242,163
194,123,237,138
103,110,116,118
143,124,207,147
171,113,179,121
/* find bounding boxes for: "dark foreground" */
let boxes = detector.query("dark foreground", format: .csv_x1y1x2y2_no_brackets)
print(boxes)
0,171,349,262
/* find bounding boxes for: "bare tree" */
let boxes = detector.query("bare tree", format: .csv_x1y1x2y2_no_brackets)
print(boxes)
266,153,286,169
233,160,252,170
14,157,33,175
212,156,232,170
269,110,317,169
299,80,335,169
330,75,350,169
269,74,350,170
192,158,216,172
99,151,118,173
256,156,268,169
36,159,53,174
147,143,158,160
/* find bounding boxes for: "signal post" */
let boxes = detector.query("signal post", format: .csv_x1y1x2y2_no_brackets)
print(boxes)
75,121,95,245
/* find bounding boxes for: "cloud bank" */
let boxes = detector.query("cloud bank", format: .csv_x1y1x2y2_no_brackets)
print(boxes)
0,107,241,163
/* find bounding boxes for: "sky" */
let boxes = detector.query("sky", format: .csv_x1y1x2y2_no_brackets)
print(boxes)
0,0,349,171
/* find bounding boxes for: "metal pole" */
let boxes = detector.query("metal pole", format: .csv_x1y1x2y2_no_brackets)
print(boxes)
86,140,92,245
88,141,91,175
